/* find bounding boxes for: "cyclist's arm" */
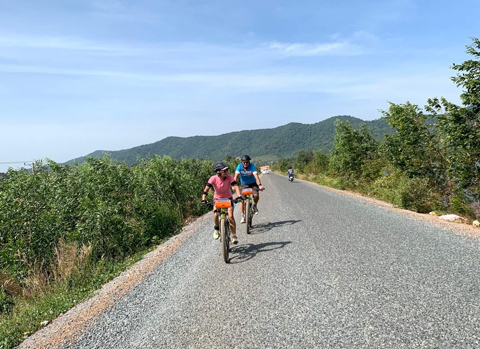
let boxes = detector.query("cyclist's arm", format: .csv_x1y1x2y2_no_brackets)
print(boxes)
231,182,242,198
201,183,213,201
253,173,264,190
234,171,240,183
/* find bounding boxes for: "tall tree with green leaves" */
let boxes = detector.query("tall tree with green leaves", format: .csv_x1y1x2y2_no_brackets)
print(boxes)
381,102,445,181
295,150,314,173
426,37,480,204
305,150,329,175
329,120,379,180
452,37,480,111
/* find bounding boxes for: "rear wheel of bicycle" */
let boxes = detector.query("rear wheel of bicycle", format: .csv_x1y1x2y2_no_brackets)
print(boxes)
245,200,251,234
221,217,229,263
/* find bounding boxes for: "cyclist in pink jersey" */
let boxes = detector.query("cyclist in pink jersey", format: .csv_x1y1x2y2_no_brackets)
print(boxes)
201,162,243,244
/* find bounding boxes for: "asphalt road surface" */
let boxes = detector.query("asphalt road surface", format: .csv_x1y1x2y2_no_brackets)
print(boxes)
70,173,480,348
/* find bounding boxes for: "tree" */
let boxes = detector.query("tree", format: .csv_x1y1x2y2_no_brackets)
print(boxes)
295,150,314,173
329,120,379,180
306,150,329,175
426,38,480,205
381,102,445,180
451,37,480,112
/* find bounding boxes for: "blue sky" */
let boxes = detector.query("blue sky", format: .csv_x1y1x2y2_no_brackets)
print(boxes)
1,0,479,172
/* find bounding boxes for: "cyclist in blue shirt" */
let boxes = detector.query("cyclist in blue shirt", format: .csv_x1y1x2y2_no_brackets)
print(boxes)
234,155,265,223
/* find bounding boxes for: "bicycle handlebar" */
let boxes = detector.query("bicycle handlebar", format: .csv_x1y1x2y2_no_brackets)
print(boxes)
202,197,244,207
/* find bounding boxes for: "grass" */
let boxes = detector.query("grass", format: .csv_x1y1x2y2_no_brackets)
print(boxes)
297,171,477,221
0,245,155,349
308,173,347,190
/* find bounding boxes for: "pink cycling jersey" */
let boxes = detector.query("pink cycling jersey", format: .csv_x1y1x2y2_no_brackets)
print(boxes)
208,174,235,200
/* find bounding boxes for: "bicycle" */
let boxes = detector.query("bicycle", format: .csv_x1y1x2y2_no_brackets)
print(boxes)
242,188,264,234
207,198,239,263
241,188,254,234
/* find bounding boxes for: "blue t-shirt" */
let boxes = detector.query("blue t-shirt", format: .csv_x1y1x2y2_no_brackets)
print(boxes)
235,163,258,185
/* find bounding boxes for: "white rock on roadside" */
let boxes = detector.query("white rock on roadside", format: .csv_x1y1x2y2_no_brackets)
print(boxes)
439,214,462,221
473,220,480,227
40,320,49,327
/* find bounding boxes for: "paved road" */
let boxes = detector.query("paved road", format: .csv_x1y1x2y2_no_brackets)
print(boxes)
71,173,480,348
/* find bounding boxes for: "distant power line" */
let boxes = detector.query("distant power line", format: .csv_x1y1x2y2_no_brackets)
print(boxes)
0,161,33,164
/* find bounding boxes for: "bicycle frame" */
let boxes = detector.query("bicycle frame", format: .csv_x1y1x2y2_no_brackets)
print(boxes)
242,188,254,234
213,199,232,263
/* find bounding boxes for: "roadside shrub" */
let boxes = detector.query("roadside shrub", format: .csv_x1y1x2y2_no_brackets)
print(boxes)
449,191,475,218
0,287,14,314
371,170,436,213
312,174,346,190
0,156,213,297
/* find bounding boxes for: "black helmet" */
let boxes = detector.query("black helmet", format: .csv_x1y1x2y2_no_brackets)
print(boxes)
213,162,228,173
241,155,251,162
289,166,292,169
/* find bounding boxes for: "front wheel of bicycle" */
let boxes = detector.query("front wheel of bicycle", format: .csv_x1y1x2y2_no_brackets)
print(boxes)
221,217,229,263
245,200,251,234
249,207,253,228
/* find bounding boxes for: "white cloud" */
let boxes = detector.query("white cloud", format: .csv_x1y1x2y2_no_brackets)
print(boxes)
90,0,129,13
328,71,462,109
0,62,349,92
265,31,380,57
0,33,137,54
266,41,360,56
350,30,380,43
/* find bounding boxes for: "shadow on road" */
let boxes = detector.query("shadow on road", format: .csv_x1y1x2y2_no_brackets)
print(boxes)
249,220,302,235
229,241,292,264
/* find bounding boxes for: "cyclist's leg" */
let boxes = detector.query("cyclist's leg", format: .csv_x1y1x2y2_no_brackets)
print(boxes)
228,206,237,237
213,207,220,239
227,200,238,243
240,184,248,215
240,184,248,223
252,183,260,204
213,207,220,227
240,199,245,215
252,184,260,214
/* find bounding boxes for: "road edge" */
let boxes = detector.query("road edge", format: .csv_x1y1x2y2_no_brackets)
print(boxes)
18,214,212,349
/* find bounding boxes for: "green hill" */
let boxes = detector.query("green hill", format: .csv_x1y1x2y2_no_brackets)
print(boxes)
66,115,394,165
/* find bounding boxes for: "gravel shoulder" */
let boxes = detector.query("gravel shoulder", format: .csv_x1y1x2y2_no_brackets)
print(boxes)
18,214,211,349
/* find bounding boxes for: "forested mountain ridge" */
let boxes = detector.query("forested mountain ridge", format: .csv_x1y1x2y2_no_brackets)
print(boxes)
67,115,394,164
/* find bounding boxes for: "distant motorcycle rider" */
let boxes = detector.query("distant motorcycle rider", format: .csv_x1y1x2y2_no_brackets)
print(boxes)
287,166,294,181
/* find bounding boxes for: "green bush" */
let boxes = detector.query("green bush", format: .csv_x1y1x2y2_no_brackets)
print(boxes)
449,192,475,218
312,174,346,190
0,156,213,293
0,287,14,314
371,171,436,213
